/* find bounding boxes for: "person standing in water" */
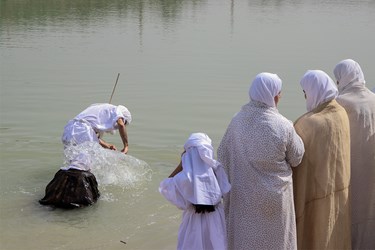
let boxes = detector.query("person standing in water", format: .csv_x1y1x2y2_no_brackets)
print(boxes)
62,103,132,153
39,103,132,208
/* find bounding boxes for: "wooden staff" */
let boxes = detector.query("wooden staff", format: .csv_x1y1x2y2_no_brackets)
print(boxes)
109,73,120,104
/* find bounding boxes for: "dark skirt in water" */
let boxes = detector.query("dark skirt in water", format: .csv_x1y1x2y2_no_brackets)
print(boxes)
39,169,100,209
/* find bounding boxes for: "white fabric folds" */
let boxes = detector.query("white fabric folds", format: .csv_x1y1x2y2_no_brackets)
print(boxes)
249,72,282,107
61,153,92,171
62,103,131,145
116,105,132,125
334,59,365,93
300,70,338,112
180,133,231,205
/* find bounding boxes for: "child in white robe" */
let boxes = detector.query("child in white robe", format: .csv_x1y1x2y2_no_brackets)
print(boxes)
159,133,231,250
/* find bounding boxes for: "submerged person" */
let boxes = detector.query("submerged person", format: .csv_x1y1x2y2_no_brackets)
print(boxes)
333,59,375,249
217,73,305,250
293,70,351,249
62,103,132,154
159,133,231,250
39,153,100,208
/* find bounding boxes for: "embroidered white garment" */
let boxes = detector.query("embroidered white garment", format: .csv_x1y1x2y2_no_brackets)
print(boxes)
300,70,338,112
333,59,365,93
159,133,230,250
334,59,375,249
249,72,282,107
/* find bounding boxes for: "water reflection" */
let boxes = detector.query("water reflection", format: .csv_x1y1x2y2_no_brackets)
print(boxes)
0,0,207,50
0,0,206,29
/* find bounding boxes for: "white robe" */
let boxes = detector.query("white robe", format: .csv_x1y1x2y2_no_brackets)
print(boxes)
336,83,375,249
62,103,130,146
218,101,304,250
159,178,227,250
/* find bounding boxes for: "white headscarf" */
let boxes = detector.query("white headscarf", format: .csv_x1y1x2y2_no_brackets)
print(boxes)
300,70,338,112
249,72,282,107
117,105,132,124
333,59,366,93
177,133,231,205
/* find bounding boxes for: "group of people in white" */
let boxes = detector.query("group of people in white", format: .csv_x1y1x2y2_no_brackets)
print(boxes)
38,58,374,250
159,59,375,250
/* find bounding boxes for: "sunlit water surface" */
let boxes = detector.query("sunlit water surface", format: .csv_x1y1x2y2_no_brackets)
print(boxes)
1,0,375,249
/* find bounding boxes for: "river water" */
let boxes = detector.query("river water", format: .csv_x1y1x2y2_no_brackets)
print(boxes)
1,0,374,249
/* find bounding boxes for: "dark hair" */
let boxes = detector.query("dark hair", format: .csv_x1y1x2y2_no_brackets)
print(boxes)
193,204,215,214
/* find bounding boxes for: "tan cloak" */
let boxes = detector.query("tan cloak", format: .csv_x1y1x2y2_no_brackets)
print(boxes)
293,100,351,249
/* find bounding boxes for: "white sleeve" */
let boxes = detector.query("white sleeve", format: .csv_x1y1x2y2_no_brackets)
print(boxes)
159,178,188,210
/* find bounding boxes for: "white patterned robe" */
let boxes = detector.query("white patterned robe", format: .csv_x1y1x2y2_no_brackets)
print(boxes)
217,101,304,250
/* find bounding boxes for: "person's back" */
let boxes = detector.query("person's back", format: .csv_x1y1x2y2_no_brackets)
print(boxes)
334,59,375,249
293,70,351,249
218,73,304,250
225,101,300,183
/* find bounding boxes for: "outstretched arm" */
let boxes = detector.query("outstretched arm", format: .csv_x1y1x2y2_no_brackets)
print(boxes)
117,118,129,154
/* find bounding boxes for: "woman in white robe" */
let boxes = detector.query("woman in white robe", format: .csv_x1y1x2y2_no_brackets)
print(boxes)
217,73,305,250
159,133,231,250
334,59,375,249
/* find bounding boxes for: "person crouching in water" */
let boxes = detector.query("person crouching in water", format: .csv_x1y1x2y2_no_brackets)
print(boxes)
159,133,231,250
39,103,132,209
39,153,99,208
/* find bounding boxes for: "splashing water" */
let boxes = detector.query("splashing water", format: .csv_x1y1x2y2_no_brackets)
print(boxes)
63,143,152,189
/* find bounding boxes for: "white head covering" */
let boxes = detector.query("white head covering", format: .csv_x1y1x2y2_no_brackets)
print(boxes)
333,59,366,93
117,105,132,124
300,70,338,112
249,72,282,107
177,133,231,205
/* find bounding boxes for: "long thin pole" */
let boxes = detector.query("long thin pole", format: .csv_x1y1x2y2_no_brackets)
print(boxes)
109,73,120,104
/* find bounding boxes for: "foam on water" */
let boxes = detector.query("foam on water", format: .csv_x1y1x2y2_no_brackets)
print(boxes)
63,143,152,189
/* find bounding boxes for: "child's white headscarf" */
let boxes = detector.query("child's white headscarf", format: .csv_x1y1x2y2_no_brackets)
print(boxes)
178,133,231,205
333,59,366,93
300,70,338,112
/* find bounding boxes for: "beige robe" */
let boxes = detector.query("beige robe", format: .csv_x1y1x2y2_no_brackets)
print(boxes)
337,84,375,249
293,100,351,249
